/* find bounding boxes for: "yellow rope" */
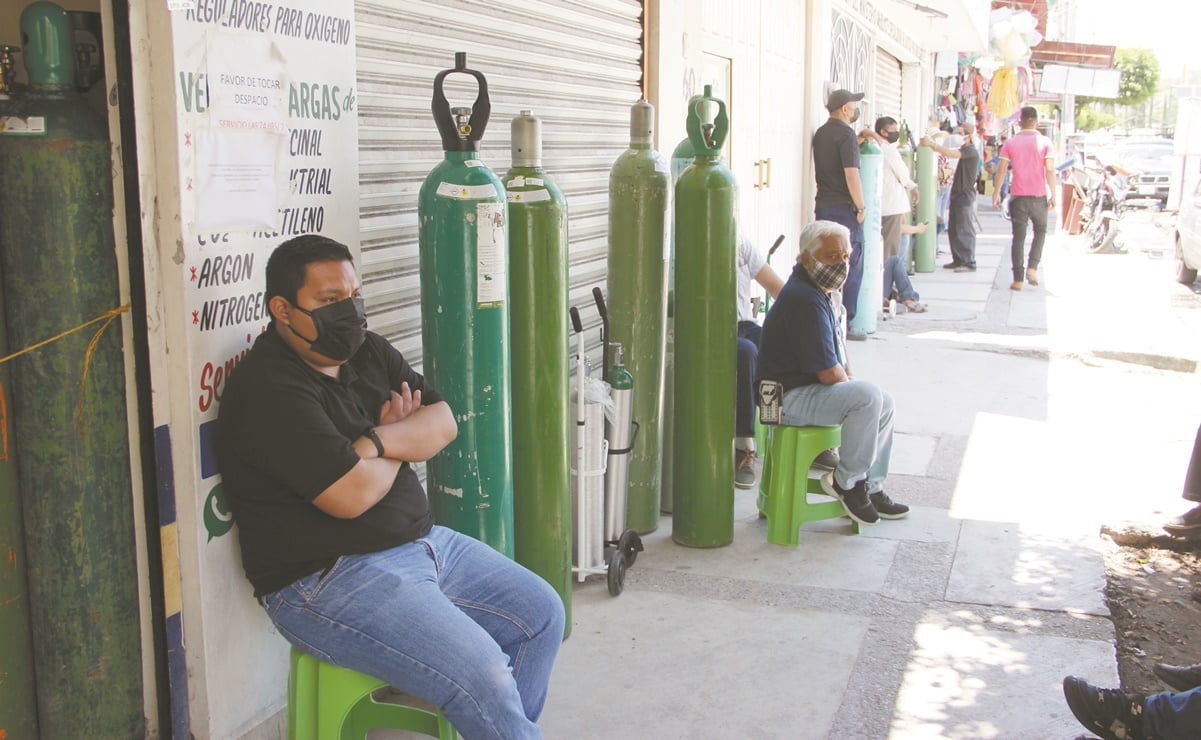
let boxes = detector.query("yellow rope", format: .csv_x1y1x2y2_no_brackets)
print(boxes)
0,303,130,438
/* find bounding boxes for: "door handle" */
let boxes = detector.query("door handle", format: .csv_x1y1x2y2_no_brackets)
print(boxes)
753,159,765,189
763,157,772,189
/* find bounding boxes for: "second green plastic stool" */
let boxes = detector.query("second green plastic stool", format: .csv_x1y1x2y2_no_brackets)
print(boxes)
757,424,860,545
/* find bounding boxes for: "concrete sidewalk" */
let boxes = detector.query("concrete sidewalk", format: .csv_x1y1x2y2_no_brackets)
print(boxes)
537,204,1154,739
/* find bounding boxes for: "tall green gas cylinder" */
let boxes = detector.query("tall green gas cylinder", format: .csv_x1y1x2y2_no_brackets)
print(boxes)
915,143,937,272
504,110,571,632
0,270,37,740
419,52,514,555
851,138,883,335
0,3,143,735
671,85,737,548
606,99,669,534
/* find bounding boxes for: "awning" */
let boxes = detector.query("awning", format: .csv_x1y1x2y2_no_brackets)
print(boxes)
879,0,991,54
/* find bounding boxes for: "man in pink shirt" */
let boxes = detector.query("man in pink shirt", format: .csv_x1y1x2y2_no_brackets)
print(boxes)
992,106,1056,291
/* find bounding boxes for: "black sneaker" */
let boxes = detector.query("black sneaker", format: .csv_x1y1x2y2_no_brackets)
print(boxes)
1163,504,1201,537
1152,662,1201,692
869,491,910,520
820,473,878,525
734,447,757,490
1062,676,1148,740
943,260,961,269
812,448,839,471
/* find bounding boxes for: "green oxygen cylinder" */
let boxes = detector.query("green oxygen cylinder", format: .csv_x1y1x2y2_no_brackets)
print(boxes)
606,99,669,533
0,3,143,736
852,138,883,335
915,143,938,272
660,129,697,515
0,233,36,740
504,110,571,634
419,53,513,555
671,85,737,548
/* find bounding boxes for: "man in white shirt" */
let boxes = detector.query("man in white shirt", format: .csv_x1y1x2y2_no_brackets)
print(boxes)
874,116,919,262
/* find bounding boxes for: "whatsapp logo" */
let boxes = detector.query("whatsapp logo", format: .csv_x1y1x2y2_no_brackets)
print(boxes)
204,483,234,542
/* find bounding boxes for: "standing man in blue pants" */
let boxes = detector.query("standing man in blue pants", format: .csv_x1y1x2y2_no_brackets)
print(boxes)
812,88,868,341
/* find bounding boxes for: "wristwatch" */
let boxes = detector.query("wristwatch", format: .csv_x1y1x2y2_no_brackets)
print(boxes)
854,206,865,214
364,427,385,458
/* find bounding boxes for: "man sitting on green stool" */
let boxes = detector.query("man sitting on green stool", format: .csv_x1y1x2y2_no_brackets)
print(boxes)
217,235,563,739
757,221,909,525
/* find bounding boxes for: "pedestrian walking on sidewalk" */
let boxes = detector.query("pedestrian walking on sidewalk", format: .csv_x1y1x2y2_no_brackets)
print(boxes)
992,106,1056,291
813,88,869,341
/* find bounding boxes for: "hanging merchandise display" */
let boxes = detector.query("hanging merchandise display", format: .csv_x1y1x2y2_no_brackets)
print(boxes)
418,52,514,555
504,110,571,632
671,85,737,548
606,99,669,532
0,3,142,736
851,137,883,335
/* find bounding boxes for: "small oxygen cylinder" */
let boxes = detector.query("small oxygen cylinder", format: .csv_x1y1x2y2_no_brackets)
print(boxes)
604,343,634,541
418,52,514,555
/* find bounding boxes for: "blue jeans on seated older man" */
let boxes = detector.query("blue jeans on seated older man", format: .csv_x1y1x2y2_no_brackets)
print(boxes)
780,379,894,494
260,525,564,740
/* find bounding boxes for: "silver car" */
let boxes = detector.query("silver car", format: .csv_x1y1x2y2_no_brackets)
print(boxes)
1175,177,1201,284
1118,139,1173,204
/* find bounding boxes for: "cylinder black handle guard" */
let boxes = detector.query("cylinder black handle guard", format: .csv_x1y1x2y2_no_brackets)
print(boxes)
432,51,491,152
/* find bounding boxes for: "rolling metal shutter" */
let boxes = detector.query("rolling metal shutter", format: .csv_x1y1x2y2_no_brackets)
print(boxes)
874,47,903,122
354,0,644,367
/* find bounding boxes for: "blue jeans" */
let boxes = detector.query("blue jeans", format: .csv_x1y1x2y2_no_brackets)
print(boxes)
883,255,919,304
815,203,865,322
780,380,894,493
736,322,762,439
261,525,565,739
1145,686,1201,739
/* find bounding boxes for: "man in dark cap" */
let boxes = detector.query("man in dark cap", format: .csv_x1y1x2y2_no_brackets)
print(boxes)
812,88,868,340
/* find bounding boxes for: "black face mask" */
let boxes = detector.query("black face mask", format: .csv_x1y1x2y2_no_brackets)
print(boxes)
289,296,367,361
848,107,860,124
885,131,900,144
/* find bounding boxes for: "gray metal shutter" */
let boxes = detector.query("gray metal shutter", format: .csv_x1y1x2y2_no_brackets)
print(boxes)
874,47,903,122
354,0,644,368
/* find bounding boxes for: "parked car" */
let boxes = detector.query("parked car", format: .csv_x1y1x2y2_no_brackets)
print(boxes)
1175,176,1201,284
1117,138,1174,204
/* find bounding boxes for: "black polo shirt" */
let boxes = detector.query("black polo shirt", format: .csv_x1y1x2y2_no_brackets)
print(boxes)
216,327,441,597
951,142,981,206
757,264,843,392
813,117,861,209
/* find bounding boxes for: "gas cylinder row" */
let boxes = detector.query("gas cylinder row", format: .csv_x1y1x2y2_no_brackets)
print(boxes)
416,53,740,619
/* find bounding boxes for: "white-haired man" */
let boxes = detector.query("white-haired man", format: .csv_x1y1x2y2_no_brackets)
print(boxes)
757,220,908,524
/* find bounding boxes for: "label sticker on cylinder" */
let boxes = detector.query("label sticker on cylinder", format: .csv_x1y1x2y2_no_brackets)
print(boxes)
436,182,499,200
464,160,484,168
476,203,507,306
508,189,551,203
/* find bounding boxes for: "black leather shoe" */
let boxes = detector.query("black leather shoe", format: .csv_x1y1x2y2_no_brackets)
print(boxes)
1152,662,1201,692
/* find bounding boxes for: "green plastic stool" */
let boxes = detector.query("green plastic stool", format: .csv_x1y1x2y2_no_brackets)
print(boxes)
288,649,458,740
756,424,860,545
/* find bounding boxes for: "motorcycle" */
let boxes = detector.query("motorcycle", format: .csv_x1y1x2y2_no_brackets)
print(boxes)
1076,164,1130,254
